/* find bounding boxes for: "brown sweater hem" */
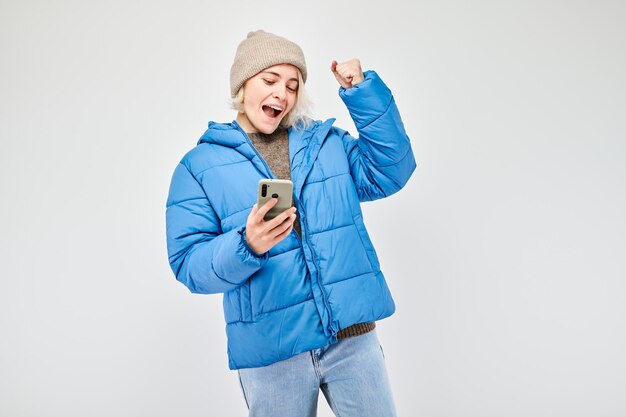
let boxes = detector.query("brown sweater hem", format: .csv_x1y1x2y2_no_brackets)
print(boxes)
336,322,376,340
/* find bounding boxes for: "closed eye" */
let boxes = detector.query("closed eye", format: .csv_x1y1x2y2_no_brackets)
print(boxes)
263,79,297,93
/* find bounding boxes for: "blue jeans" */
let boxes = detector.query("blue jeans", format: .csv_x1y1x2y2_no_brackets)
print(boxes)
236,329,397,417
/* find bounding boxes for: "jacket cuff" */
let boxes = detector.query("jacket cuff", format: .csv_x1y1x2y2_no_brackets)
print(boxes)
240,226,269,260
338,70,393,130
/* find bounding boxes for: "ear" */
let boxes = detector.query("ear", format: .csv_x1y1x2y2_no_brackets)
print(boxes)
233,86,246,112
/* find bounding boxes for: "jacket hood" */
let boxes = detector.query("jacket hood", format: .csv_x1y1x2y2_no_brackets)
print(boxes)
196,118,336,199
196,121,246,148
197,119,335,148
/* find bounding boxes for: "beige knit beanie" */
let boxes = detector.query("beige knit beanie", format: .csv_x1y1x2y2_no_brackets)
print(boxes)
230,30,307,98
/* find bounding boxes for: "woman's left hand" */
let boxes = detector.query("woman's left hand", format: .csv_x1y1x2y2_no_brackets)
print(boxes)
331,59,365,89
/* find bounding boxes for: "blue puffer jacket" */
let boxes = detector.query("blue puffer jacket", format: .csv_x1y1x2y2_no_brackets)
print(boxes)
166,70,416,369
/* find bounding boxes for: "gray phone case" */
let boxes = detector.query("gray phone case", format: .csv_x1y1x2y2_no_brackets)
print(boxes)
257,179,294,221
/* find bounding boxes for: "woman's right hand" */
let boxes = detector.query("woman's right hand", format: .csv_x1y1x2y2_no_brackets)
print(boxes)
245,198,297,255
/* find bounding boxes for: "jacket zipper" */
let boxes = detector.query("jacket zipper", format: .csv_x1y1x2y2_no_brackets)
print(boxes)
292,193,337,340
233,121,337,340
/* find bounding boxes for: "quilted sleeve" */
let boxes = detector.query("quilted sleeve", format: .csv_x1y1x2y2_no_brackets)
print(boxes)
165,161,269,294
337,70,417,202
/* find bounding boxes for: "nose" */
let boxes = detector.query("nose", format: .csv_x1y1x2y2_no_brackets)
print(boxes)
272,85,287,101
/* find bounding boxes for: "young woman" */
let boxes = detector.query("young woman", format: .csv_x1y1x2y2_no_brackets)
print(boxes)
166,30,416,416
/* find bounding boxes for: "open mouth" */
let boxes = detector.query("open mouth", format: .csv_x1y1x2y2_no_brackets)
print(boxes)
262,105,283,119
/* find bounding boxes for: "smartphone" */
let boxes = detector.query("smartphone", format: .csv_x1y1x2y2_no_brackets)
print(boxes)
257,179,294,221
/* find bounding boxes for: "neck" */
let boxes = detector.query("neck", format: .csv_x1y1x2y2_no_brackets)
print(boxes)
236,112,259,134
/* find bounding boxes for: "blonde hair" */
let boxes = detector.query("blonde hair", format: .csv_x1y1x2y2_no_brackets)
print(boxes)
230,69,313,130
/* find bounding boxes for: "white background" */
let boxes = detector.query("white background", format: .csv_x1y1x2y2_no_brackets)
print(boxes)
1,0,625,416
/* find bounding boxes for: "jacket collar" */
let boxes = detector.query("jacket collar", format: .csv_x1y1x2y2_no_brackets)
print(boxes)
197,118,336,199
